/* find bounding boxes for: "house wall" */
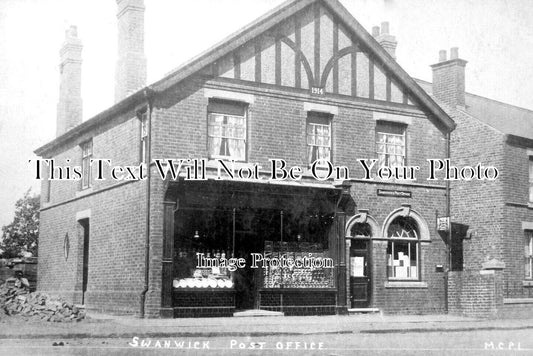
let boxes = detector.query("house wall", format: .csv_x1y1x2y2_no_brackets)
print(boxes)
37,116,147,315
502,143,533,298
450,109,505,271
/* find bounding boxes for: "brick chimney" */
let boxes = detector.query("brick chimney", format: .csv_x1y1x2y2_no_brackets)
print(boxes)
115,0,147,102
56,25,83,137
373,22,397,60
430,47,467,107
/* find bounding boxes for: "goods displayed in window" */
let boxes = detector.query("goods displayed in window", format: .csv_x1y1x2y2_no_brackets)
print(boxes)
262,241,334,289
173,248,234,289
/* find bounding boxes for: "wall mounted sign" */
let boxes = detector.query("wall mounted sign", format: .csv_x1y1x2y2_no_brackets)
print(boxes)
310,87,325,96
437,216,450,232
376,189,412,198
63,233,70,261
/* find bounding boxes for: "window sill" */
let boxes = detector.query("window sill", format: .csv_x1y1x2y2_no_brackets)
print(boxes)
384,281,427,289
528,202,533,209
76,187,93,198
523,280,533,287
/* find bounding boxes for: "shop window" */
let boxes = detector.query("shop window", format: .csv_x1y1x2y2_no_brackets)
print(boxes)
529,157,533,203
307,112,331,166
376,121,406,169
526,231,533,279
81,140,93,189
139,111,148,164
386,216,419,280
207,99,247,161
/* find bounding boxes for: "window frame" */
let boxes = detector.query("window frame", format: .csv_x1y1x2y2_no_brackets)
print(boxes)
386,217,420,281
306,111,332,167
139,110,148,164
526,230,533,280
207,99,248,162
529,156,533,204
375,120,407,169
81,140,93,190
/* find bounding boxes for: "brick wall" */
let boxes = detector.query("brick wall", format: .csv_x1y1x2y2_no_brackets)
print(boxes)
450,108,505,271
448,270,504,318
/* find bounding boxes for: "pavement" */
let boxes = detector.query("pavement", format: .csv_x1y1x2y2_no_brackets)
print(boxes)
1,311,533,339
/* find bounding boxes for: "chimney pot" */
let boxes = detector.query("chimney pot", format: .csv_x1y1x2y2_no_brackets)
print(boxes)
450,47,459,60
372,26,380,37
67,25,78,38
438,50,447,62
380,21,389,35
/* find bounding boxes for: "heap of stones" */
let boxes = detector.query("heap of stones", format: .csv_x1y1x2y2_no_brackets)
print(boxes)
0,282,85,322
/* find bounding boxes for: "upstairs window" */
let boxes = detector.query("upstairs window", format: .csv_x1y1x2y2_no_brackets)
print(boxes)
139,111,148,164
526,231,533,279
529,157,533,203
81,140,93,189
207,99,247,161
376,121,406,169
307,112,331,166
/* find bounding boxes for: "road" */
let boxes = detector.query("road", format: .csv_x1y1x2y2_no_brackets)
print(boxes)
1,328,531,355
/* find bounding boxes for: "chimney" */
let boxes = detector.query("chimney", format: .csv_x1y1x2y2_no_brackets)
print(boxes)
115,0,147,102
374,21,397,60
56,25,83,137
430,47,467,107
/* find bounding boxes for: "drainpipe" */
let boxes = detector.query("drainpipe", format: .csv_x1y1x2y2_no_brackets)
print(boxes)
444,131,451,313
140,88,154,318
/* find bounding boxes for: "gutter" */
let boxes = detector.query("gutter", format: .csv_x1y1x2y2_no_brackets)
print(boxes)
140,88,155,318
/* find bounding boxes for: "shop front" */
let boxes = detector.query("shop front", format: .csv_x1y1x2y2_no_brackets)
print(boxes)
160,179,349,318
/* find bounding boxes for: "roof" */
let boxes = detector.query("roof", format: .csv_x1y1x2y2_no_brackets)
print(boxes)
416,79,533,141
35,0,454,157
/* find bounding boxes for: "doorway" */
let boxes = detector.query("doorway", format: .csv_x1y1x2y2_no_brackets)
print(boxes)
349,239,371,308
79,219,90,305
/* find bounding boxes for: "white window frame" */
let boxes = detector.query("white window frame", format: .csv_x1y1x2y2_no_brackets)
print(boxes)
387,218,420,281
306,113,332,167
376,122,406,169
529,156,533,203
81,140,93,189
140,112,148,164
207,106,247,162
526,231,533,279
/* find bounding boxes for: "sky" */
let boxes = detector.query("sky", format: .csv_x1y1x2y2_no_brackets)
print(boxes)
0,0,532,228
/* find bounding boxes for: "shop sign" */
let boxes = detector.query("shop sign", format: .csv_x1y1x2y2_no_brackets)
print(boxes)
376,189,411,198
437,216,450,232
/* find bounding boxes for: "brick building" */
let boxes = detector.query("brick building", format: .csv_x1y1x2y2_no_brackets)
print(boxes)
416,50,533,318
34,0,530,318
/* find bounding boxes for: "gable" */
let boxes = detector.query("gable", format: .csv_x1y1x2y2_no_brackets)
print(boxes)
214,2,412,106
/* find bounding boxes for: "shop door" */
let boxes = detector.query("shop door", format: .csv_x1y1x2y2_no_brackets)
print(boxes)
349,239,370,308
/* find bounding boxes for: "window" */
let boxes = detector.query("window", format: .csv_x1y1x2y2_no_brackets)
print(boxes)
140,111,148,164
307,112,331,166
81,140,93,189
207,99,247,161
376,121,406,169
529,157,533,203
386,216,419,280
526,231,533,279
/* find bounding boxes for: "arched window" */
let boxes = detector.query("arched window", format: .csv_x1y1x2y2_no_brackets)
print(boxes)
386,216,420,280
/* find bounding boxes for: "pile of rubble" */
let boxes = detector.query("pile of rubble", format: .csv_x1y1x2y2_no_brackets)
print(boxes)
0,282,85,322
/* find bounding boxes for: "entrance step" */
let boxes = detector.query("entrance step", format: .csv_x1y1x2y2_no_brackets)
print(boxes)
233,309,284,317
348,308,380,314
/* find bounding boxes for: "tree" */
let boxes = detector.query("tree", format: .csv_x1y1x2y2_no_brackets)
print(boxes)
0,189,40,258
